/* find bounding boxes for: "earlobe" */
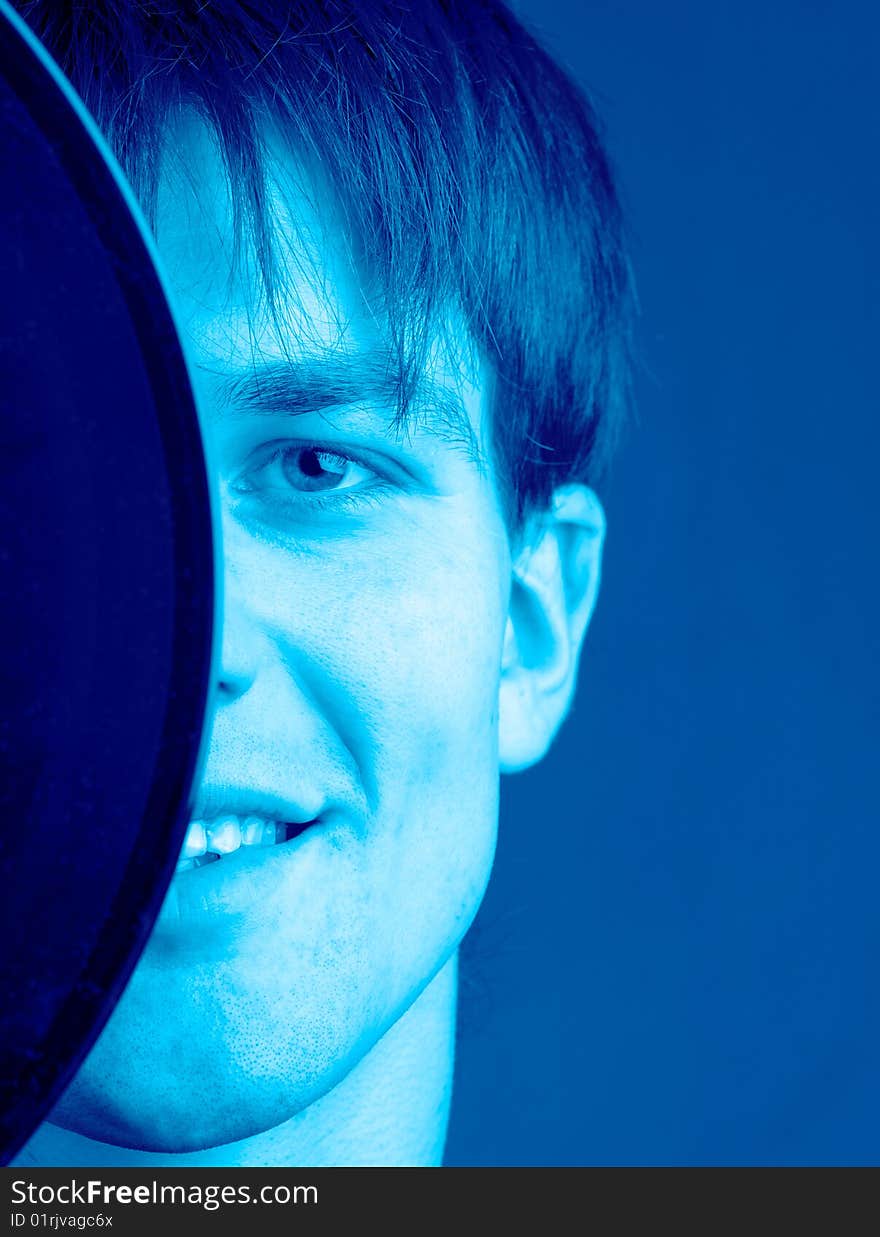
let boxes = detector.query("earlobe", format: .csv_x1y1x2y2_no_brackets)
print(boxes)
498,486,605,773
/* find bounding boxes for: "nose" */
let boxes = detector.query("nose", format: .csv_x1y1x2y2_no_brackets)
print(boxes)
215,530,262,701
216,590,259,699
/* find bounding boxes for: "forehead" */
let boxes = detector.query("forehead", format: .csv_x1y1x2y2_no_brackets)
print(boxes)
155,118,352,361
153,116,487,442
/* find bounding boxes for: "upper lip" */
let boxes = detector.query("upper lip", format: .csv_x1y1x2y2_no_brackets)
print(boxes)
190,786,322,826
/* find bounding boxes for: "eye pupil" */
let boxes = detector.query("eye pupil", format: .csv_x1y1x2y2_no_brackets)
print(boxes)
281,447,349,492
300,449,329,478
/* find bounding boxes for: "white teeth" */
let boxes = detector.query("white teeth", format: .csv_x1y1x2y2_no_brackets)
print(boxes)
176,813,284,871
182,821,208,859
206,815,241,855
240,815,266,847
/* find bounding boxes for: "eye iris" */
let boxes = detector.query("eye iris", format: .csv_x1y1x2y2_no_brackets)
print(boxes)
284,447,348,492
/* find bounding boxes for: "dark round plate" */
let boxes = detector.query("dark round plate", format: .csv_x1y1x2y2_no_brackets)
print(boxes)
0,3,215,1161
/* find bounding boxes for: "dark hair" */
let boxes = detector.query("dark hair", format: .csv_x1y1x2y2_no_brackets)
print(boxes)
19,0,635,521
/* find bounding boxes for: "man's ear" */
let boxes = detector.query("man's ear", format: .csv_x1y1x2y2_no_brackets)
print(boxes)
498,485,605,773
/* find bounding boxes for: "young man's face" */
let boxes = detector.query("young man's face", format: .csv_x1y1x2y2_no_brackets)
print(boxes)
50,121,514,1151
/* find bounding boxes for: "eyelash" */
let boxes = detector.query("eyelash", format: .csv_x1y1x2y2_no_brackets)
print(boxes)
294,485,392,515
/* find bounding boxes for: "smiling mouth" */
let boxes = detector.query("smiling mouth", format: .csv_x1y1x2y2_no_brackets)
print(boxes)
175,815,315,872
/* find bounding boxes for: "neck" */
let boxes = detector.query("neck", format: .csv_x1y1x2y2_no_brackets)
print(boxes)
13,954,458,1168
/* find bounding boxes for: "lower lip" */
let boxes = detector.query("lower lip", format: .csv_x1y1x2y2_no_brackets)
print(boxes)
154,821,325,935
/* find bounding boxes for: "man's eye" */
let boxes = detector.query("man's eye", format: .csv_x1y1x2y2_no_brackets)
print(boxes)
266,445,378,495
230,439,400,528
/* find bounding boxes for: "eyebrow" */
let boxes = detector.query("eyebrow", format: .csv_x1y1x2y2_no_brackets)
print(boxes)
200,348,484,466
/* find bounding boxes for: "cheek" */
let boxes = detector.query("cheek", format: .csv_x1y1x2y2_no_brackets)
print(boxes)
368,560,503,745
246,509,508,919
250,507,509,784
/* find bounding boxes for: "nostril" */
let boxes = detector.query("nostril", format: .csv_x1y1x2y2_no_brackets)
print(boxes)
216,669,255,698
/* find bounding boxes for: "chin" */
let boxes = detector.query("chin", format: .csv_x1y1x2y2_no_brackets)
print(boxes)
46,795,499,1156
46,994,364,1153
46,971,413,1154
49,1057,298,1154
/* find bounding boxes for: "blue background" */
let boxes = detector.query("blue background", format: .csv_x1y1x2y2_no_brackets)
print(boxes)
446,0,879,1165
